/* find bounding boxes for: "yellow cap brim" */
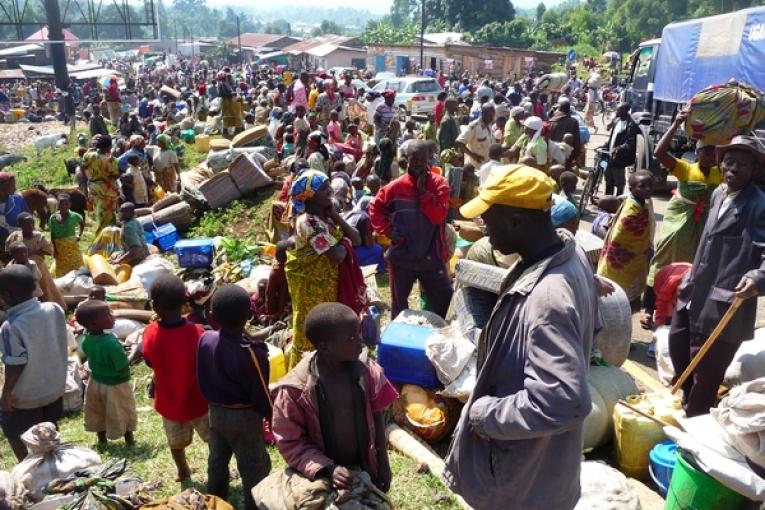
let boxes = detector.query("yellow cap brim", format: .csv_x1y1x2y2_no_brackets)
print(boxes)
460,196,491,219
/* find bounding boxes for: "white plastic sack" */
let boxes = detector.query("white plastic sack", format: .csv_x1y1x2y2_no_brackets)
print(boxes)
63,357,83,413
54,271,93,296
131,256,175,291
235,265,272,294
206,149,232,172
107,319,144,340
655,325,674,387
666,417,765,502
0,470,22,503
725,328,765,387
712,377,765,469
11,423,101,502
575,461,640,510
425,325,476,385
439,356,477,403
593,276,632,367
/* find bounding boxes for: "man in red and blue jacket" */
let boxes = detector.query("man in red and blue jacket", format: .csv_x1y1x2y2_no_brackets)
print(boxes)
369,141,453,319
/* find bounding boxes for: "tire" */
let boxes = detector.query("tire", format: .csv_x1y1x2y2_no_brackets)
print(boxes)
579,170,597,217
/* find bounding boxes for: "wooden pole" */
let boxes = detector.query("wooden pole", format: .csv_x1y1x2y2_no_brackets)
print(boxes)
616,400,686,432
671,296,744,395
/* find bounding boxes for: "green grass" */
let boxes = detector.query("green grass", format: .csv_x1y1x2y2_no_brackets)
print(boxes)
0,135,461,510
0,364,458,509
190,188,279,242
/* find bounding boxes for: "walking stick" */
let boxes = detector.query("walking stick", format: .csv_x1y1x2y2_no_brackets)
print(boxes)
671,296,745,395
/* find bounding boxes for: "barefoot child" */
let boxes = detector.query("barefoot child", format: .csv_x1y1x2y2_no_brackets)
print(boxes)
197,284,272,510
597,170,655,303
140,274,208,483
265,302,398,503
76,299,137,446
49,193,85,277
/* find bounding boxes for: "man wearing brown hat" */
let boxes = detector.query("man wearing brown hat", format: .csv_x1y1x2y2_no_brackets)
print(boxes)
444,165,599,510
669,135,765,417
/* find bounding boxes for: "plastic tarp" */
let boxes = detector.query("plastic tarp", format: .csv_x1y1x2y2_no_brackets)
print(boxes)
654,6,765,103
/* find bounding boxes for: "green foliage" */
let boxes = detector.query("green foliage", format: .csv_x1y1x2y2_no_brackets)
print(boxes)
536,2,547,22
312,20,345,37
362,20,420,45
0,363,462,509
470,18,533,48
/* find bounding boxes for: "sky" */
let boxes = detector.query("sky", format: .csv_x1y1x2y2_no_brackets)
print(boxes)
220,0,569,16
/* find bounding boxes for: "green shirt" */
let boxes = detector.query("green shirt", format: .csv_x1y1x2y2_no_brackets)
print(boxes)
503,118,522,147
81,333,130,385
121,217,149,254
48,211,83,239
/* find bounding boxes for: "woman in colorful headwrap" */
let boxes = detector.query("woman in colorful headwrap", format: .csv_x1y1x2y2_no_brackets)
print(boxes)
641,110,721,328
509,116,548,171
285,170,361,369
597,170,655,303
153,134,180,193
84,134,120,233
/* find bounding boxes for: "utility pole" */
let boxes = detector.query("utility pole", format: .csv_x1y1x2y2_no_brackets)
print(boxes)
43,0,70,93
419,0,425,71
236,15,242,63
174,20,178,53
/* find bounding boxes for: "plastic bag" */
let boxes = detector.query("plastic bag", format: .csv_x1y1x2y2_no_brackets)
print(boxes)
655,325,674,387
575,461,640,510
725,328,765,387
55,271,94,296
107,319,144,340
425,325,475,385
131,256,175,291
63,357,83,413
360,306,381,347
439,356,477,403
11,423,101,502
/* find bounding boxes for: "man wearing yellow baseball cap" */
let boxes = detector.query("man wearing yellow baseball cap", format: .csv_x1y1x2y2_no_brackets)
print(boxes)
444,164,600,510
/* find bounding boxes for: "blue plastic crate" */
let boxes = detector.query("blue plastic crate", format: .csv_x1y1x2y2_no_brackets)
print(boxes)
378,322,440,388
175,238,214,268
152,223,178,252
144,230,155,245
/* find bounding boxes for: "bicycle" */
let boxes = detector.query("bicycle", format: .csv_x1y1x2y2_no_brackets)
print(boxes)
578,147,609,217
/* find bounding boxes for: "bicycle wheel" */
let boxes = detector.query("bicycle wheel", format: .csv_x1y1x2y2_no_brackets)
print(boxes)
591,166,605,205
579,171,596,217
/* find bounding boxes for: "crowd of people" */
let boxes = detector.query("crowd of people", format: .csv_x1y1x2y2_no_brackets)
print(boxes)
0,53,764,510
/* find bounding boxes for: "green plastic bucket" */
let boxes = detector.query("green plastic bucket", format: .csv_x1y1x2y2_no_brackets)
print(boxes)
665,450,744,510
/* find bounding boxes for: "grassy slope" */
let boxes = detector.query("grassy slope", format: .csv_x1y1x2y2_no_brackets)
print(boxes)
0,135,460,510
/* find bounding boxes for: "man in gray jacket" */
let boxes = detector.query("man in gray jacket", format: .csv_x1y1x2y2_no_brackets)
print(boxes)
444,165,598,510
670,135,765,417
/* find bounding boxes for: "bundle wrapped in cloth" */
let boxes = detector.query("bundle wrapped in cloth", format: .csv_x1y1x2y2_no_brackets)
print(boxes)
685,82,765,146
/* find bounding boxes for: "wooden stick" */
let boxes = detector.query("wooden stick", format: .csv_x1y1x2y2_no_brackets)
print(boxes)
671,296,745,395
616,399,685,432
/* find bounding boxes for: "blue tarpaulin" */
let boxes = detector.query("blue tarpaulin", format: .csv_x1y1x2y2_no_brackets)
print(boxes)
654,6,765,103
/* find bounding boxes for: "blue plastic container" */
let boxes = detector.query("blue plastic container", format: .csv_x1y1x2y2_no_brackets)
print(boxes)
175,238,214,268
378,322,440,388
152,223,178,252
649,440,677,497
144,230,155,245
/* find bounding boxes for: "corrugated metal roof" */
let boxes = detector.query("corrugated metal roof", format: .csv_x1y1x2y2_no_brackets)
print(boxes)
0,44,44,57
0,69,25,79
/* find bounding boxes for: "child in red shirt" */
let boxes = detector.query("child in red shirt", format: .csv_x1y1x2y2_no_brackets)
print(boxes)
139,273,208,483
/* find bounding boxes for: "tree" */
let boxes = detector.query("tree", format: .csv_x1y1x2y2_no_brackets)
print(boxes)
312,20,344,36
361,19,419,44
471,18,532,48
262,20,292,35
536,2,547,22
448,0,515,32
